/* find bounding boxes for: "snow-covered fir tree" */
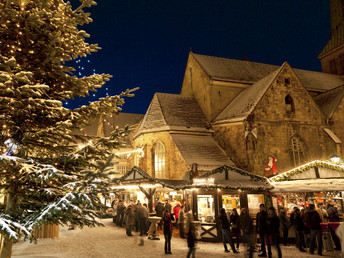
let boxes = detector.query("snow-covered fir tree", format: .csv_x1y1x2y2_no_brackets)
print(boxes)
0,0,135,256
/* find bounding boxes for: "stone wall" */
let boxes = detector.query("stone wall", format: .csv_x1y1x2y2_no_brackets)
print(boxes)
213,64,331,175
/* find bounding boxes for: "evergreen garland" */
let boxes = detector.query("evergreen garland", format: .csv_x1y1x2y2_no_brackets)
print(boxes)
269,160,344,182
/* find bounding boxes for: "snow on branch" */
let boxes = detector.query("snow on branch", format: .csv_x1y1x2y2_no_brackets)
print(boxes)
0,214,30,240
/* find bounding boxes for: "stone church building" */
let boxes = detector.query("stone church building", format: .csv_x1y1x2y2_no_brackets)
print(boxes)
129,0,344,179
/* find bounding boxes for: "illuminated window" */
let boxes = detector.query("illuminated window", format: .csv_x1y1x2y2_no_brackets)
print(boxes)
153,141,165,178
117,165,126,175
289,136,305,167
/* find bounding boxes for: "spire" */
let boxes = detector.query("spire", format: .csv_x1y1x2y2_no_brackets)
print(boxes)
318,0,344,75
330,0,344,33
318,0,344,58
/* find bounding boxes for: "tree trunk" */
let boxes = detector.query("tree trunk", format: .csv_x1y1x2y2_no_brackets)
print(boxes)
0,234,13,258
0,182,18,258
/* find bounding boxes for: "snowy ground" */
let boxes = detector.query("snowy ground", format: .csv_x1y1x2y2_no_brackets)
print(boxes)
12,219,342,258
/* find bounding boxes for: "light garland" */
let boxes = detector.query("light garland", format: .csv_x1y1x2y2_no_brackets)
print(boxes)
269,160,344,182
200,165,270,183
115,148,144,158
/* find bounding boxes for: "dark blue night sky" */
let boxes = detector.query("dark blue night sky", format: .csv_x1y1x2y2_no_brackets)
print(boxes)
67,0,331,114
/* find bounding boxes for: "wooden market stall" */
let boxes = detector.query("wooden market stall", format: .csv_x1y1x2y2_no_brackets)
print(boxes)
114,166,187,212
269,160,344,214
182,165,273,242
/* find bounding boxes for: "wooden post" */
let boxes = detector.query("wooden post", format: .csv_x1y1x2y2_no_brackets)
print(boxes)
138,186,156,213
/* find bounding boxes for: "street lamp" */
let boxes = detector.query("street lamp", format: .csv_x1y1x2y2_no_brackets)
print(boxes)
330,155,340,164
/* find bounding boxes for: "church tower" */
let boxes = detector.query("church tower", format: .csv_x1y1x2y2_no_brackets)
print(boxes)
319,0,344,74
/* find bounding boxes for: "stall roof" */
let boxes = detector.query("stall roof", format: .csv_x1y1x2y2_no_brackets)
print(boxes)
268,160,344,192
197,165,273,191
116,165,272,191
116,166,188,190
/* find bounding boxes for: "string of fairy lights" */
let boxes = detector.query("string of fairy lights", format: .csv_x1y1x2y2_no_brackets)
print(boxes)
64,57,110,108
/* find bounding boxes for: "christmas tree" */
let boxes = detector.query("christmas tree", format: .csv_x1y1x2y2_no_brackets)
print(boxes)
0,0,135,256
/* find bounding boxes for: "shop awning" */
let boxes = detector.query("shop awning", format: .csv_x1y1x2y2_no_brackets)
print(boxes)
271,178,344,192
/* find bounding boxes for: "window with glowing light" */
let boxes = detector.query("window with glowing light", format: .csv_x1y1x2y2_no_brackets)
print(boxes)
153,141,165,178
289,136,305,167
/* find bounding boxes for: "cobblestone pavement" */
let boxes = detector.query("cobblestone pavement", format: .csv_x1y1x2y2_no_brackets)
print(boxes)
12,219,342,258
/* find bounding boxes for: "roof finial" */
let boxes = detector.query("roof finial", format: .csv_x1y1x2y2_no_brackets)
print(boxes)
189,47,192,53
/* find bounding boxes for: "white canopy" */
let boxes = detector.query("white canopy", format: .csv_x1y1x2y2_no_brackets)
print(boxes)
269,160,344,192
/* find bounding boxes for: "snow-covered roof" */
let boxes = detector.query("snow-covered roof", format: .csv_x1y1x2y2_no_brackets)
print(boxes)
269,161,344,192
213,64,283,124
197,165,272,191
192,52,344,92
79,112,144,137
269,160,344,183
323,128,342,144
117,166,188,189
170,134,234,171
135,93,211,137
314,86,344,118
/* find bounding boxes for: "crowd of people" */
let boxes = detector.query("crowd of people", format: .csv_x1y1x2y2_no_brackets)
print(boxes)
109,198,342,257
110,198,193,255
254,202,343,258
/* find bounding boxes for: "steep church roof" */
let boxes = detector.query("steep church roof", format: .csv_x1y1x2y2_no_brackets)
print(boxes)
213,64,284,124
81,113,144,137
170,133,234,171
314,85,344,118
135,93,211,137
192,52,344,92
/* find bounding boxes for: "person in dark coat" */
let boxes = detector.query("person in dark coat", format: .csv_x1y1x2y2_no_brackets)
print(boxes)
230,208,241,249
267,207,282,258
218,208,239,253
179,205,185,238
304,204,323,255
300,208,310,249
291,208,307,253
164,199,172,213
162,209,173,254
155,201,165,229
240,208,253,258
116,200,126,227
125,205,135,236
289,206,299,247
328,207,341,251
279,207,290,246
256,204,269,257
136,203,148,236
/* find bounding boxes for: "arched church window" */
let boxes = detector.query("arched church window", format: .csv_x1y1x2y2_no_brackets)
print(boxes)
153,141,165,178
289,136,305,167
285,94,295,114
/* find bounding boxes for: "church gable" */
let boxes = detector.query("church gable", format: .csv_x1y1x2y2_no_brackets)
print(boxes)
135,94,167,135
213,66,281,124
252,63,326,124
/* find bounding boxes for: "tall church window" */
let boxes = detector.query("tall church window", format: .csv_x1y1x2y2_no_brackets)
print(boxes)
285,94,295,114
289,136,305,167
153,141,165,178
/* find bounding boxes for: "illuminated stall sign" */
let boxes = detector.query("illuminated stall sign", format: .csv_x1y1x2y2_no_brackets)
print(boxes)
193,178,215,185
